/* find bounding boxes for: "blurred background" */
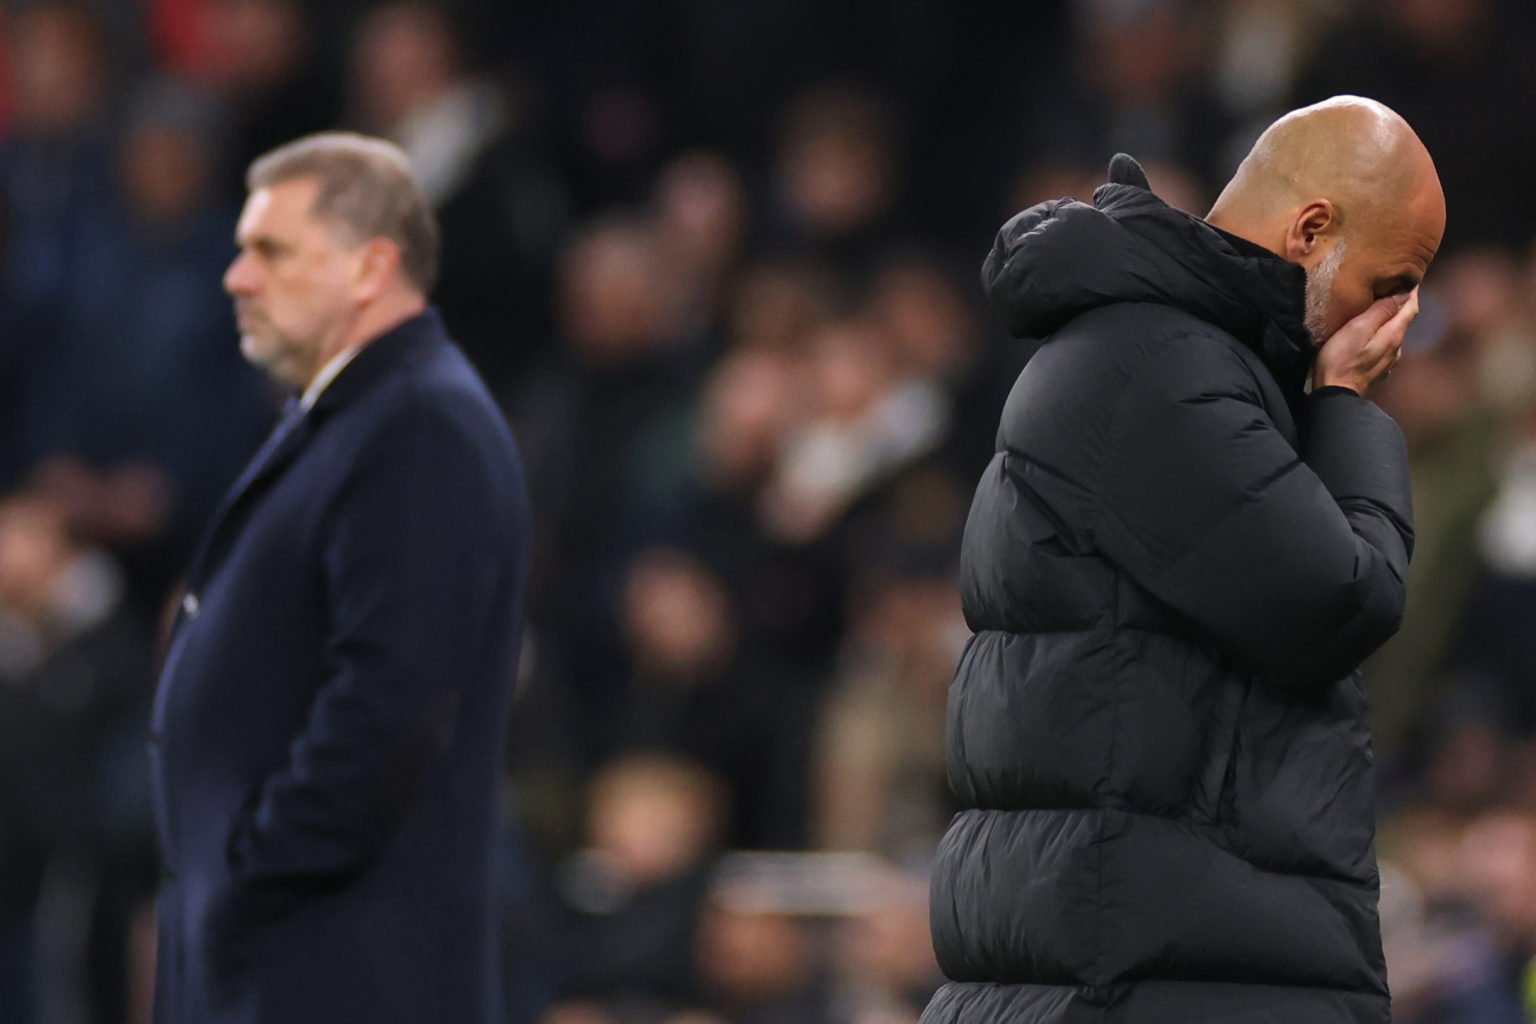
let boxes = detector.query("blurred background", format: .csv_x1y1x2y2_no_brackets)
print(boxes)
3,0,1536,1021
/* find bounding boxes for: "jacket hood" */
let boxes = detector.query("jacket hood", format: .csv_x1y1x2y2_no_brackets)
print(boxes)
982,154,1316,390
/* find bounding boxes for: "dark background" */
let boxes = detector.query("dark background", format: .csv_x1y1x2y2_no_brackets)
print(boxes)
3,0,1536,1021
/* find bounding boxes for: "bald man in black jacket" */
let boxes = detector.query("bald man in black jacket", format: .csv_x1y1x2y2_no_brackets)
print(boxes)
924,97,1445,1023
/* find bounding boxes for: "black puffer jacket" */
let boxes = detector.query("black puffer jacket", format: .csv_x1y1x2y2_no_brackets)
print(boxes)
922,156,1412,1024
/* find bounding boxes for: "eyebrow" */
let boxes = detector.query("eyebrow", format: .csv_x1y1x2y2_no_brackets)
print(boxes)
236,234,288,256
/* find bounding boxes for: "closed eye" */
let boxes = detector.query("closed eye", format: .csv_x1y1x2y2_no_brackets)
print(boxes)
1374,275,1419,299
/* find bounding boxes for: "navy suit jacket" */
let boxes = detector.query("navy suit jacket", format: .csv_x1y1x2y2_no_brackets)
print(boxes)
150,309,529,1023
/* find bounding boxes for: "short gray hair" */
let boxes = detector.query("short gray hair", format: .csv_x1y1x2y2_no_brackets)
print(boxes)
247,132,440,293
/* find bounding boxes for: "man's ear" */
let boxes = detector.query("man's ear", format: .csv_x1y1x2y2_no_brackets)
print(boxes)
353,238,403,303
1283,199,1337,266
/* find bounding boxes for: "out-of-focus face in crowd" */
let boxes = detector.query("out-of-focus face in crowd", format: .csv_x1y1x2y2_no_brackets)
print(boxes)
9,5,105,135
834,872,937,1002
351,2,458,131
120,82,222,227
777,87,895,238
867,261,975,382
1455,813,1536,950
725,262,838,354
123,122,210,226
0,496,71,619
695,894,811,1006
621,550,736,681
585,754,726,887
224,177,361,387
557,218,670,366
654,152,747,285
194,0,307,94
807,320,896,426
1382,0,1489,54
697,348,801,490
1077,0,1196,105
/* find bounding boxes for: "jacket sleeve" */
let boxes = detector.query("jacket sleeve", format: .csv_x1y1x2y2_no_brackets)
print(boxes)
225,405,519,904
1090,332,1413,689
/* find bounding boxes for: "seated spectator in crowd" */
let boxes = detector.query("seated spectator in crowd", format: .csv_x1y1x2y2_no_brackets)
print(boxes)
351,0,570,388
1415,277,1536,788
760,317,948,544
615,548,814,849
652,152,749,349
764,86,906,280
861,255,1024,483
173,0,338,197
0,3,116,487
813,551,963,858
692,877,830,1024
1454,813,1536,1017
723,259,842,357
507,214,702,766
1380,809,1536,1023
830,869,940,1024
630,342,848,696
0,492,154,1024
546,754,728,1023
14,76,274,599
1014,0,1233,203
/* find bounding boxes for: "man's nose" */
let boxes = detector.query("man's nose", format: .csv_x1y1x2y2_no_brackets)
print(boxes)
224,252,256,295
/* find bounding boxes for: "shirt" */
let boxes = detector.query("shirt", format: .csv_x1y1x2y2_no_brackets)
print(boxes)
299,346,364,413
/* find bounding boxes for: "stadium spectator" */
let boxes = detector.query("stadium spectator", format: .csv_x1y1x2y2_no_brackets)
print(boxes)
766,86,907,280
0,491,154,1023
0,3,116,488
15,76,273,599
546,754,728,1021
351,0,570,386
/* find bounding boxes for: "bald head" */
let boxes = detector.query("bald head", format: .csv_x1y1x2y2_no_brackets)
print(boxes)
1213,97,1441,239
1208,96,1446,341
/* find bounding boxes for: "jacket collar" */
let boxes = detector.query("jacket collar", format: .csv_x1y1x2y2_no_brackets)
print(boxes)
1091,156,1316,392
181,307,449,592
307,306,447,418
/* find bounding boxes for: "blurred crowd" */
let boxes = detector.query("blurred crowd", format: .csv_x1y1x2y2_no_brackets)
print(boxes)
4,0,1536,1021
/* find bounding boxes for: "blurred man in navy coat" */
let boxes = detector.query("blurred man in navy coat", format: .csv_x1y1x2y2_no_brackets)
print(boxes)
149,132,530,1024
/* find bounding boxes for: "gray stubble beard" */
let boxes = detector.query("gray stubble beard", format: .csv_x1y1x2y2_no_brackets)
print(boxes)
1304,239,1347,343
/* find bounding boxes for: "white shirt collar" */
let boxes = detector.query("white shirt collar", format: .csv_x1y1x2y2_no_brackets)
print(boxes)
299,345,365,412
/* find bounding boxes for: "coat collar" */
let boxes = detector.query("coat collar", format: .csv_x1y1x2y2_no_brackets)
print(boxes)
233,306,447,499
307,307,447,418
983,154,1317,400
181,308,449,592
1092,156,1316,395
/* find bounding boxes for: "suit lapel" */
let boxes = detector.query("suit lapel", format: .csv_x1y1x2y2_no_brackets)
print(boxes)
181,309,446,590
224,404,312,512
184,404,314,588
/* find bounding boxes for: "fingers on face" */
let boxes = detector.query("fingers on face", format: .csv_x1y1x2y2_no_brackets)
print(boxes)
1361,300,1400,335
1375,296,1419,353
1362,333,1405,374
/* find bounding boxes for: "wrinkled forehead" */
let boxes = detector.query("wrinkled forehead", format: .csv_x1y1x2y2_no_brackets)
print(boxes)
1401,189,1446,272
1357,178,1445,277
